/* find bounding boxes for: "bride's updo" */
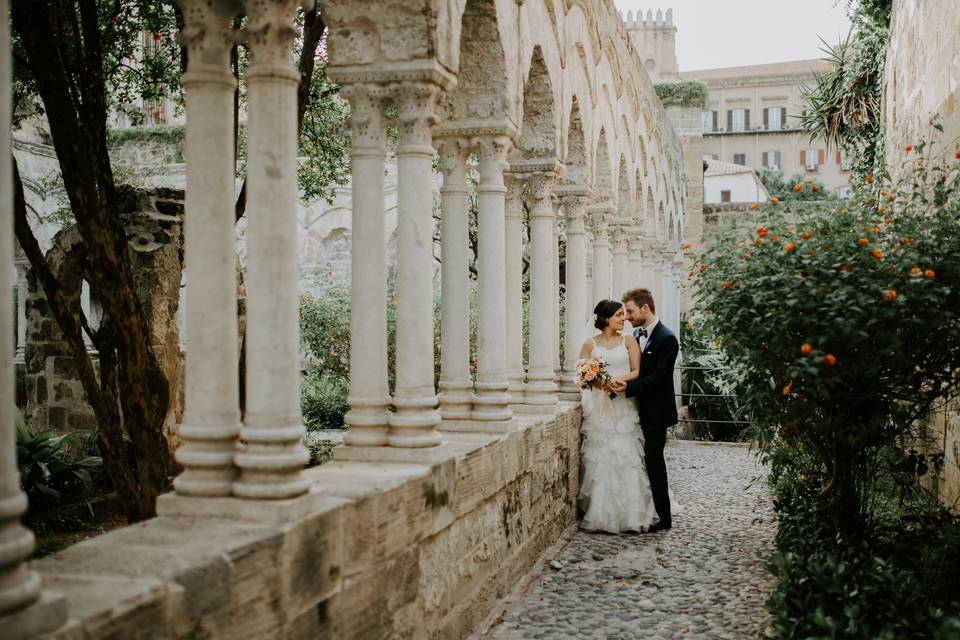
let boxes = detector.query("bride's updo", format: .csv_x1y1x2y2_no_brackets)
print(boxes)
593,299,623,329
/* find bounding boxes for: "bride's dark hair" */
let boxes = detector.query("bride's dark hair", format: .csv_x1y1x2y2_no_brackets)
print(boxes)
593,299,623,329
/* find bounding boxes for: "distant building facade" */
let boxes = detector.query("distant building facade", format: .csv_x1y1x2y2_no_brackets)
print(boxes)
681,60,852,198
703,158,769,204
624,8,681,83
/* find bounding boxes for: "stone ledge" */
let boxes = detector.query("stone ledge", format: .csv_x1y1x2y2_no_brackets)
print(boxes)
30,405,582,639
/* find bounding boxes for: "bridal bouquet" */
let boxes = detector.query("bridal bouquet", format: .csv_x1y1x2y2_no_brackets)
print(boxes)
574,357,616,398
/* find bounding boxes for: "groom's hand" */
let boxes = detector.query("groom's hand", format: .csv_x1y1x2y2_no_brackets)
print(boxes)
608,380,627,393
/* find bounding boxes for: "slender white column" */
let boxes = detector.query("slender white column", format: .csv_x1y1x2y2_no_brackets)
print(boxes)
558,194,589,395
388,81,443,447
173,0,243,498
552,198,561,380
436,137,472,423
611,224,629,299
504,173,525,404
340,83,390,445
472,136,514,426
523,172,559,407
235,1,310,499
589,207,611,304
13,258,25,360
659,245,675,328
0,0,67,630
627,232,643,291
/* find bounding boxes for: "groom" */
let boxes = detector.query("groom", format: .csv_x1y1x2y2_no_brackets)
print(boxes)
609,288,679,531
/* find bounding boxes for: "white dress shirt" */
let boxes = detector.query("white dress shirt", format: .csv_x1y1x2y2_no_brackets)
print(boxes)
635,318,659,351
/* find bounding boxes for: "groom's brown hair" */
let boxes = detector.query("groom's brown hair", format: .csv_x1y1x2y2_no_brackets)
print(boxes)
622,288,656,314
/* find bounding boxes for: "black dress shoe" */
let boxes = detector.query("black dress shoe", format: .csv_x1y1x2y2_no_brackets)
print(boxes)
648,522,672,532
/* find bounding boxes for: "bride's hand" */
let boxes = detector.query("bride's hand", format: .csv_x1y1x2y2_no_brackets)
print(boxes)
608,379,627,393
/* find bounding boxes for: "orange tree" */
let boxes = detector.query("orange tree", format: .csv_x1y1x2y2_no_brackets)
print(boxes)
694,143,960,535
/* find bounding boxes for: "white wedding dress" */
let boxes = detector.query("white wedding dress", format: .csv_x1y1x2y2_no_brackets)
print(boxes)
579,336,660,534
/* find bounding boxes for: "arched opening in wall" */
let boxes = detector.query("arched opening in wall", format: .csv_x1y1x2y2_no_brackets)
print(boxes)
657,201,666,240
516,46,558,161
645,186,655,232
593,128,612,201
441,0,510,126
634,170,644,223
616,155,631,219
638,135,648,179
561,96,588,188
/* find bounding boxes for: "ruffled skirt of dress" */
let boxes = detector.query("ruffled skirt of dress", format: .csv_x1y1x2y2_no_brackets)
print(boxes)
578,389,660,534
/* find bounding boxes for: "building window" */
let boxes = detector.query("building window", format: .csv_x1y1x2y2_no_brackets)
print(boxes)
765,107,785,131
762,151,781,170
728,108,749,132
733,153,746,166
701,110,718,133
838,148,853,171
720,190,731,203
803,148,823,171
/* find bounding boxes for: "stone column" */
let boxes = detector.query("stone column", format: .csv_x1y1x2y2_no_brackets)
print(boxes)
659,245,675,329
387,81,443,447
627,231,644,291
0,0,67,630
13,257,26,360
645,239,664,307
339,83,391,445
589,206,611,305
234,1,310,499
436,137,472,425
611,224,629,299
171,0,243,498
471,136,514,428
504,173,525,405
670,250,685,330
558,193,589,397
522,172,559,409
552,198,561,382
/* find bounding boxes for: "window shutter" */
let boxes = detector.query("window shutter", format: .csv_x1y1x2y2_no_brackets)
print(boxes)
744,109,750,130
712,111,718,130
818,149,825,164
763,108,769,129
800,150,805,165
781,109,787,128
727,110,732,131
762,151,768,166
775,151,781,166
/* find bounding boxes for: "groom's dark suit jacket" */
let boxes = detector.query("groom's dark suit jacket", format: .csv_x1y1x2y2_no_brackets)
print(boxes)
625,321,679,430
625,320,679,528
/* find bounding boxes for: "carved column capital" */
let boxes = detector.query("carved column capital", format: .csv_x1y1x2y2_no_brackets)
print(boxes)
435,136,470,176
389,81,444,149
522,171,557,218
610,225,628,252
340,83,387,152
242,0,300,68
558,194,590,234
176,0,241,83
627,232,645,255
474,135,512,165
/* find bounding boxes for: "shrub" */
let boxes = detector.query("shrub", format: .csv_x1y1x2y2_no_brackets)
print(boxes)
15,407,104,511
695,142,960,532
654,81,709,110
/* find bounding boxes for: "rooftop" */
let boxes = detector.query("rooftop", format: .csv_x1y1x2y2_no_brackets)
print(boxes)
681,58,834,81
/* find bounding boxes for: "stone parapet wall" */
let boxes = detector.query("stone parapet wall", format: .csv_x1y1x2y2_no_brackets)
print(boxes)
31,407,581,639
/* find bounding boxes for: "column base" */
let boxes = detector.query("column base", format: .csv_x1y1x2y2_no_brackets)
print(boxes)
156,486,327,523
0,590,67,640
438,418,518,433
333,442,453,464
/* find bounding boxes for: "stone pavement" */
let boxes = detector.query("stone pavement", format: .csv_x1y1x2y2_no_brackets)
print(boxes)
481,441,776,640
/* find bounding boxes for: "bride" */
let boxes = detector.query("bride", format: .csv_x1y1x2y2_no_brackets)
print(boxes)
577,299,659,534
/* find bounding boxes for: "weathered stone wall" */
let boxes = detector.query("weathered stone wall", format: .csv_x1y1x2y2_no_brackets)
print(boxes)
883,0,960,171
884,0,960,507
32,408,581,639
23,187,185,438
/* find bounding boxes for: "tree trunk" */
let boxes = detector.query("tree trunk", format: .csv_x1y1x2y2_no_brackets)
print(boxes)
13,0,175,521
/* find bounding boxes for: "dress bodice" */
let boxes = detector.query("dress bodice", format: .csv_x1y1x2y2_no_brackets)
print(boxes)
591,336,631,379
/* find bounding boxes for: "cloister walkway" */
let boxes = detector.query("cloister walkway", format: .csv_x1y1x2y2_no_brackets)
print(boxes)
482,442,775,640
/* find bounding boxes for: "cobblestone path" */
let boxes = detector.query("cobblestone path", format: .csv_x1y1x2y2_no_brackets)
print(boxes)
483,441,776,640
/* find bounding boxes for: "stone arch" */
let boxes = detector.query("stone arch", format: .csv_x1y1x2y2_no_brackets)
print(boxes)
645,185,656,231
560,95,588,188
515,46,559,160
634,169,644,223
592,128,613,201
440,0,512,126
657,200,667,240
616,155,631,212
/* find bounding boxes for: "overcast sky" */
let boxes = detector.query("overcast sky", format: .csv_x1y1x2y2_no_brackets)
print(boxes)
613,0,852,71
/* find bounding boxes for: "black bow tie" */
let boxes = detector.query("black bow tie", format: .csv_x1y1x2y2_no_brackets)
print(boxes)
636,328,648,338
